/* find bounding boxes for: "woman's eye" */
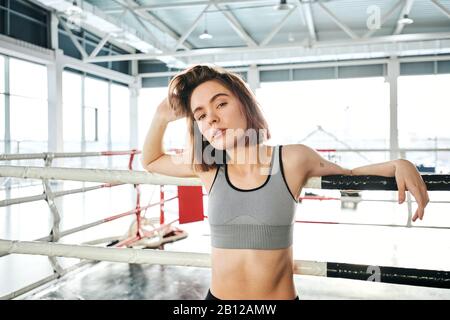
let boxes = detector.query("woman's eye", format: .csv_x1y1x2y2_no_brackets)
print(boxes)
196,103,226,120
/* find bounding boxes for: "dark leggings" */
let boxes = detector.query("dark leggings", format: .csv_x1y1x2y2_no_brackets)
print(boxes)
205,289,299,300
205,289,220,300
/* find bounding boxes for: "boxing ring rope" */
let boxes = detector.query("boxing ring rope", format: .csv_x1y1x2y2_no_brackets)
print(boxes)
0,150,142,189
0,200,169,259
3,165,449,232
1,150,450,299
0,183,123,207
0,150,142,161
2,165,449,190
320,147,450,152
0,239,448,290
0,165,201,186
0,149,169,297
301,195,450,204
0,149,187,298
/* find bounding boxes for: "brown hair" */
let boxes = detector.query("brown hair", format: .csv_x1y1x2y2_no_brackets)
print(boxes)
168,64,271,172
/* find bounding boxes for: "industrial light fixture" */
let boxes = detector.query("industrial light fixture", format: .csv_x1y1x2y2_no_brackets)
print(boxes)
63,0,84,31
274,0,294,11
199,12,213,40
199,30,212,40
398,14,414,25
288,32,295,42
65,0,83,16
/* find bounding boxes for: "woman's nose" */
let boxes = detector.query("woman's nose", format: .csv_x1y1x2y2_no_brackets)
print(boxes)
208,113,219,126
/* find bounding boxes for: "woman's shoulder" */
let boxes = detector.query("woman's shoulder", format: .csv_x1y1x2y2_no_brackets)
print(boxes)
279,143,311,165
279,143,318,176
277,144,311,198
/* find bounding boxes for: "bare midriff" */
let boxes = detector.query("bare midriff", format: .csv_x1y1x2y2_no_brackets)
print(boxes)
210,246,297,300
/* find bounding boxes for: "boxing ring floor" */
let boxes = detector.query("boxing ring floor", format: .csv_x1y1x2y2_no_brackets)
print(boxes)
6,220,450,299
20,262,450,300
2,182,450,300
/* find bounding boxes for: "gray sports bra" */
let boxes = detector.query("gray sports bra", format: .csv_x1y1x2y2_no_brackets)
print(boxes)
207,145,298,250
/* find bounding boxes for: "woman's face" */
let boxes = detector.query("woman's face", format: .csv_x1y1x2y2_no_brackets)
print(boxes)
190,80,247,150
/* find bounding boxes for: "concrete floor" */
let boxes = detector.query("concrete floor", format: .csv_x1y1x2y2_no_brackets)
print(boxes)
21,261,450,300
2,183,450,300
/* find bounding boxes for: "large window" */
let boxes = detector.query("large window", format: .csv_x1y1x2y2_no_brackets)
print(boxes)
9,58,48,153
256,77,390,167
138,87,187,168
84,77,108,152
59,29,130,75
138,88,167,151
62,72,131,167
398,74,450,172
0,0,49,48
111,83,130,148
0,55,4,153
111,83,130,168
10,58,47,100
0,91,4,153
62,71,82,152
0,55,4,94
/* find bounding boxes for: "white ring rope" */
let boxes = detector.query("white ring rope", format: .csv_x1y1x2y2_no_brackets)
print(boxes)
0,165,322,189
0,239,327,277
0,150,139,161
0,166,202,186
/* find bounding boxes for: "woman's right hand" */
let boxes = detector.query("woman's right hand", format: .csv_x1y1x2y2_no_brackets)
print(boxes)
156,97,185,123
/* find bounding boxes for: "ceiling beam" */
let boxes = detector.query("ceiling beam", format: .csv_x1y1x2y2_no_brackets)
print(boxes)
61,55,134,84
121,0,169,52
430,0,450,19
363,0,404,38
139,59,389,78
84,31,450,63
214,3,258,47
393,0,415,35
95,8,132,55
260,6,297,46
104,0,277,13
113,0,194,50
174,4,211,50
89,33,112,58
0,33,54,65
56,14,88,59
299,1,317,42
137,12,194,50
316,2,359,40
102,0,187,66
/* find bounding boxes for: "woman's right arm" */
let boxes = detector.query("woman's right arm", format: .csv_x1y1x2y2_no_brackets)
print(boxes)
141,98,198,178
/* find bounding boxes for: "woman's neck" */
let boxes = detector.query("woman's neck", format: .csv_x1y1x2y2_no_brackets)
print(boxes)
225,143,272,174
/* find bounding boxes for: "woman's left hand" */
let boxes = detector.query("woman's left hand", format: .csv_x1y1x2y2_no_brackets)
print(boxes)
394,159,429,221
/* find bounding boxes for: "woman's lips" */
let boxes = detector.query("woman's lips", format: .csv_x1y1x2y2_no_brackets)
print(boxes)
213,129,226,140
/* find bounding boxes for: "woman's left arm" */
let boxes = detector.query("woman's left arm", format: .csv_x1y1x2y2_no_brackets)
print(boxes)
298,144,429,222
351,159,429,221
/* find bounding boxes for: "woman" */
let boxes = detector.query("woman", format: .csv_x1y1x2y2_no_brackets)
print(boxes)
141,64,429,300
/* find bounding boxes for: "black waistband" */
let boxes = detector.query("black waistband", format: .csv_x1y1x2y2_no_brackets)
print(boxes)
204,289,299,300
